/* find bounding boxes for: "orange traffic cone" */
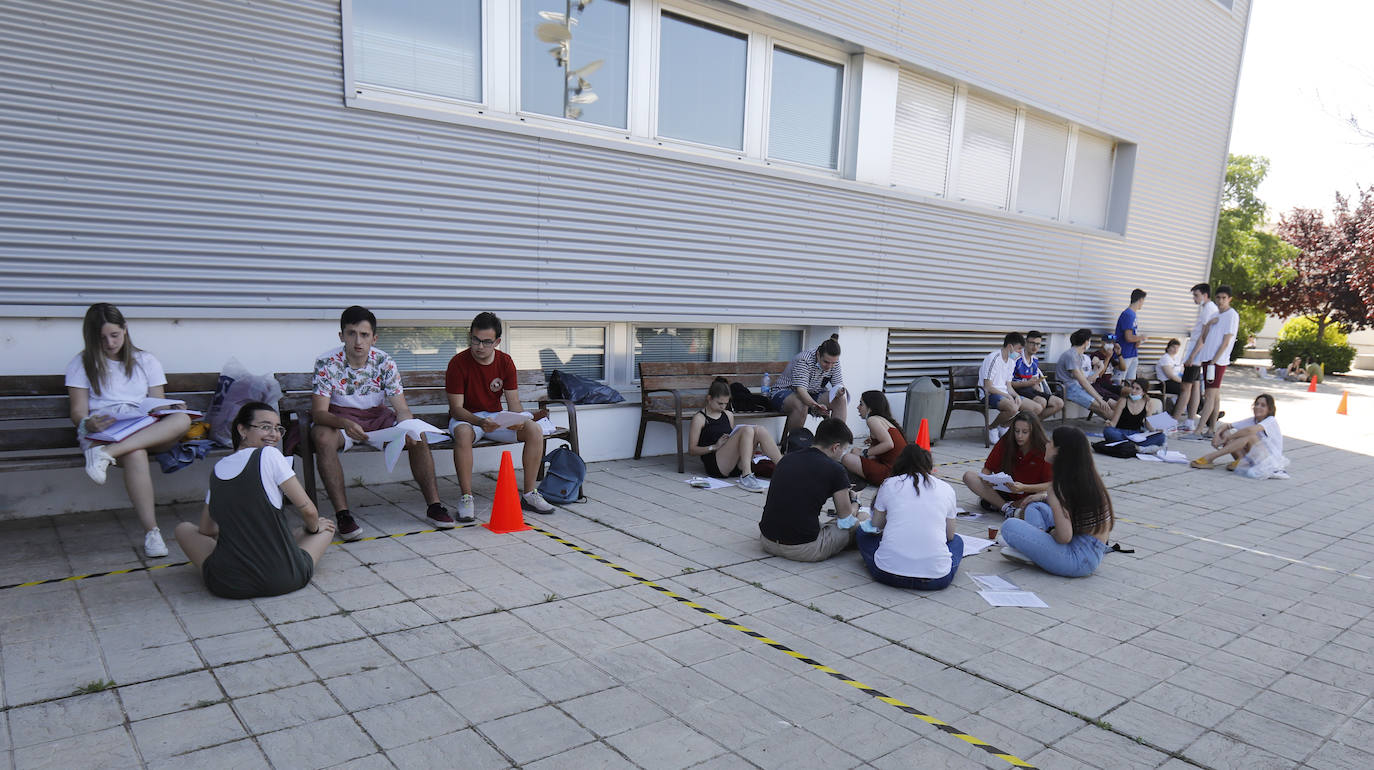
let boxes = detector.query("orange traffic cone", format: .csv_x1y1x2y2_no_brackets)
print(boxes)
1337,391,1349,415
485,450,530,534
915,418,931,451
1307,376,1318,393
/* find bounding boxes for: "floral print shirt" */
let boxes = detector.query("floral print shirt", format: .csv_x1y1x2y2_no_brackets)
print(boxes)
311,346,403,410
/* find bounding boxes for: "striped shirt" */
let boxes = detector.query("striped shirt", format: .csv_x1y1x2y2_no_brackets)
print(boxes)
777,348,844,393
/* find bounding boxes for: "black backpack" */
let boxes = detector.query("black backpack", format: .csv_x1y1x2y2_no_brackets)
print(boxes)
783,428,814,454
729,381,770,412
1092,439,1137,459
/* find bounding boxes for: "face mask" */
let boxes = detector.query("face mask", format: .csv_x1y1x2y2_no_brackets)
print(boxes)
1129,393,1143,402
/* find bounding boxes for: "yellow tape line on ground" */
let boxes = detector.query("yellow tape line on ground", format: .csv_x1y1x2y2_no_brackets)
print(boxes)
0,524,479,591
531,526,1037,768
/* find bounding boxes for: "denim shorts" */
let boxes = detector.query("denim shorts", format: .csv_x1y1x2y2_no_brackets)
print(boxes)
1063,380,1095,408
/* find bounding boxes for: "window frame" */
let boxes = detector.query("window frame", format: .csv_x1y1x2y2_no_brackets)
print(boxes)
760,40,851,171
735,325,805,363
511,0,635,136
503,322,613,382
343,0,496,113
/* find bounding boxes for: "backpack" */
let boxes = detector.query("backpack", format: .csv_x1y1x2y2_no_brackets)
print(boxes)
1091,439,1137,459
783,428,814,454
729,381,770,412
537,446,587,504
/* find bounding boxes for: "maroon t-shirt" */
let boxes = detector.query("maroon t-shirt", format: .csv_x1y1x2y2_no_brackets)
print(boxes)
445,349,517,413
984,442,1053,498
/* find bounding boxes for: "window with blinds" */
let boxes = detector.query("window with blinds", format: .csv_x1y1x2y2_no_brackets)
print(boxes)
768,48,843,168
351,0,482,103
1016,114,1069,219
891,70,954,197
738,328,802,362
508,326,606,380
954,93,1016,209
1068,130,1115,229
634,327,713,377
379,326,467,372
657,13,748,150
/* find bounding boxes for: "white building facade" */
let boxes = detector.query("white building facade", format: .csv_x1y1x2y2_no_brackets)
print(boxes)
0,0,1250,512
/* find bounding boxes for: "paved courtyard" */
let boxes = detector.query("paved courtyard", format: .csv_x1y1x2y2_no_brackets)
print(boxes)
1,370,1371,769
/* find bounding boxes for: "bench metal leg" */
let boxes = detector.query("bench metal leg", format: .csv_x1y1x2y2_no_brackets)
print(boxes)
674,418,685,473
634,415,648,460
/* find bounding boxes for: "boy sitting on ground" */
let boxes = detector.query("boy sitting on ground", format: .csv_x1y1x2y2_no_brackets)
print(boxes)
757,418,858,562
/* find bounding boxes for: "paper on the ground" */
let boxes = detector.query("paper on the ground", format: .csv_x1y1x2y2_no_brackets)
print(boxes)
366,419,450,472
487,411,533,428
955,509,986,521
1136,453,1162,462
1145,413,1178,432
959,535,996,554
979,590,1049,608
969,574,1020,591
979,472,1014,492
1159,450,1188,464
685,476,734,490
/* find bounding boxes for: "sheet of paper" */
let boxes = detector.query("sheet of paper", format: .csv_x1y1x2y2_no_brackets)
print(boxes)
955,510,986,521
1127,432,1154,442
1135,453,1163,462
685,476,734,490
1159,450,1189,464
537,417,558,435
978,590,1049,608
1145,413,1178,432
968,574,1020,591
366,419,449,472
978,472,1014,493
959,535,996,554
487,411,533,428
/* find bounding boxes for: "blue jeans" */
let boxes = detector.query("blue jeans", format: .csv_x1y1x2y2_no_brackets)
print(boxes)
1001,502,1107,577
1103,425,1165,447
856,530,963,590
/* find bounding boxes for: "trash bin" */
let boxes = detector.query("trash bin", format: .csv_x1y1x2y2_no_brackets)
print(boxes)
903,376,946,445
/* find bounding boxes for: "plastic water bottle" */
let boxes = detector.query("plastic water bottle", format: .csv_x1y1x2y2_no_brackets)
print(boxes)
761,372,771,397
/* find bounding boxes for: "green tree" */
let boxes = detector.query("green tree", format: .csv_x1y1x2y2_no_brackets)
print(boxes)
1210,154,1296,360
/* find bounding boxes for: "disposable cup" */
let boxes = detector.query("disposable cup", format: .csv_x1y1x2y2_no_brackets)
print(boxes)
987,527,999,540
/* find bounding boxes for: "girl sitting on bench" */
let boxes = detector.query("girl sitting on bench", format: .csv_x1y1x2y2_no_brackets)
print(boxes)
66,303,192,557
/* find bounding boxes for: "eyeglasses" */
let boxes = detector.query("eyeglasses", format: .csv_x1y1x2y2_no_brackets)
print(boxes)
250,423,287,435
469,336,498,348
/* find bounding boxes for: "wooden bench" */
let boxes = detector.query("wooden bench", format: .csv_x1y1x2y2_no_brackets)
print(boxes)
942,365,993,447
635,361,789,473
279,369,578,505
0,372,269,476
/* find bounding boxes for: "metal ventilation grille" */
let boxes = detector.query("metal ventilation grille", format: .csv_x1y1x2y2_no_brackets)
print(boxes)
883,329,1008,390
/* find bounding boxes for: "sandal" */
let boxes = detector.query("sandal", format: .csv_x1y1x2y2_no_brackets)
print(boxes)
1226,460,1241,471
1189,457,1213,469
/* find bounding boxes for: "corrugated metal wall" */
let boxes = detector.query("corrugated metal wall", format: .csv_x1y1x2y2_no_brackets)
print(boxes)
0,0,1247,334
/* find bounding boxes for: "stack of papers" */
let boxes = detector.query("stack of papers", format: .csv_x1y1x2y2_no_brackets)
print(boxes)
978,472,1014,493
969,574,1049,608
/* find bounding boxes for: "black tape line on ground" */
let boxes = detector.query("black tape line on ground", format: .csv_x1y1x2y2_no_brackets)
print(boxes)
0,524,480,591
530,526,1037,768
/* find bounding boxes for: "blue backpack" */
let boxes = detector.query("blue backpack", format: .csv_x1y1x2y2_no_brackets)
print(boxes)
537,446,587,504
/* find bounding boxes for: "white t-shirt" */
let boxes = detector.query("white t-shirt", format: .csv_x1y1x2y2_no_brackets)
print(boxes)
1231,416,1283,463
205,446,298,509
1155,351,1180,382
978,350,1016,398
1204,308,1241,366
64,351,168,414
1183,301,1218,362
873,474,958,578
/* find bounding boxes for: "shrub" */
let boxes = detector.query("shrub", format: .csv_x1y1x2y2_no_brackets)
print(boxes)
1270,317,1356,373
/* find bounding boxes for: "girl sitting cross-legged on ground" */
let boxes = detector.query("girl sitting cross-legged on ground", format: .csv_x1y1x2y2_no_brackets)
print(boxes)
840,390,908,487
175,402,335,600
1000,426,1113,577
1190,393,1285,474
1104,378,1167,454
687,377,782,492
856,444,964,590
961,412,1053,517
66,302,193,558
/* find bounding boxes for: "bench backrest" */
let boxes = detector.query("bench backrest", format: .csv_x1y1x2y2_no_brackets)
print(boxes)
638,361,790,413
275,369,552,413
946,365,982,404
0,372,224,452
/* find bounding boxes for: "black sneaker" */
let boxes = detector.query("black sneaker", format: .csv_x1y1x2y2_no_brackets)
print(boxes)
426,502,456,529
979,499,999,513
336,510,363,541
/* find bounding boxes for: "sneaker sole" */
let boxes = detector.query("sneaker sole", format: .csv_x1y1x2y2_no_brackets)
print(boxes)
428,517,457,529
338,529,364,541
521,500,556,515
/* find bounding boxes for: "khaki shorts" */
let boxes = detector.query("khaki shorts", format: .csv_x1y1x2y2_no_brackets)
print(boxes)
759,521,855,562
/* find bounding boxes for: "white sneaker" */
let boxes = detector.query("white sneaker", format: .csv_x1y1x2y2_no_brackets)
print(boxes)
1181,418,1196,432
457,494,476,523
1137,442,1163,455
84,445,115,485
521,490,555,515
144,528,168,558
988,428,1000,444
737,473,768,493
